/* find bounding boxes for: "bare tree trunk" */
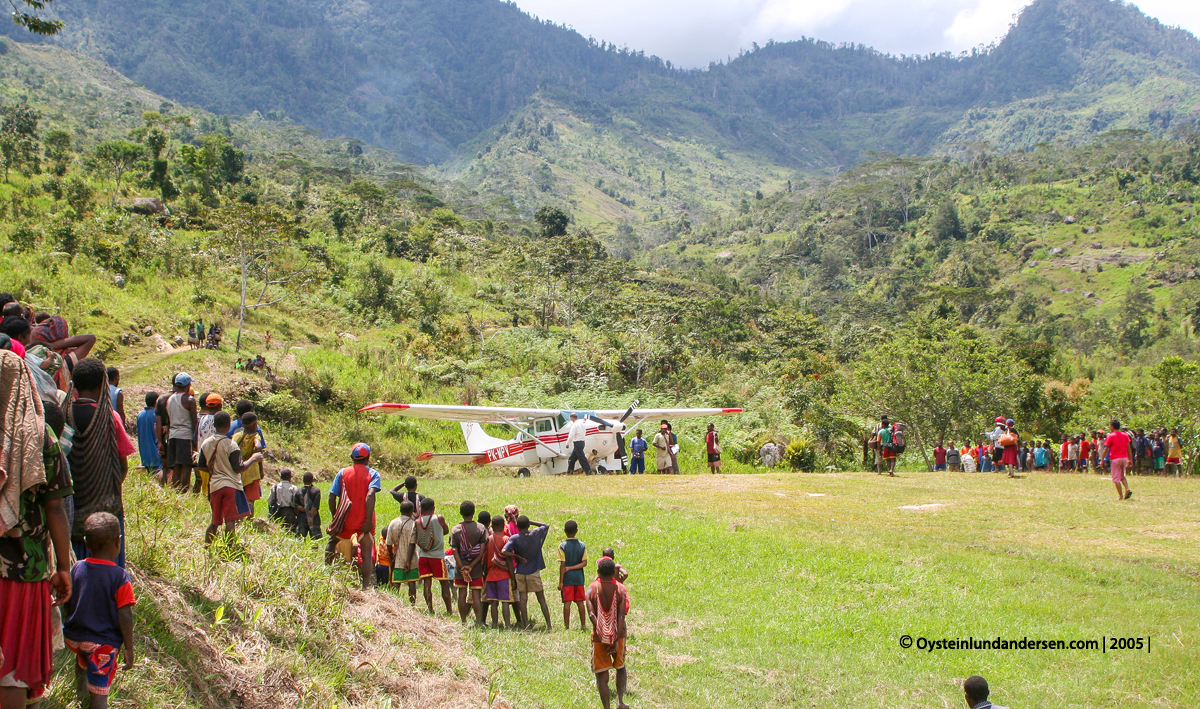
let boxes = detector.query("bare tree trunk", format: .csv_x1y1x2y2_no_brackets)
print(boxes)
910,422,933,472
236,239,248,352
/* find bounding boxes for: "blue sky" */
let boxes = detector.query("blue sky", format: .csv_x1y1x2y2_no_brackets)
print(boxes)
514,0,1200,68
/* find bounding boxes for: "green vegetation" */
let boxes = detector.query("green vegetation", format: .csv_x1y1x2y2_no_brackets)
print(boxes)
3,35,1200,477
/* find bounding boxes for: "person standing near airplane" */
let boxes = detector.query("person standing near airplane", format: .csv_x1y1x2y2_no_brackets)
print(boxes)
565,413,593,475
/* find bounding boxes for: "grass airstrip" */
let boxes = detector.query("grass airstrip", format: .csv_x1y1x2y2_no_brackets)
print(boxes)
379,471,1199,709
51,468,1199,708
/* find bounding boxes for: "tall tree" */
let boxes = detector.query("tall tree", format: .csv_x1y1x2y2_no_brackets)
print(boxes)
0,103,40,183
214,202,318,351
1118,277,1155,352
534,205,570,238
842,327,1035,471
91,141,144,199
179,134,245,202
1151,357,1200,475
42,129,71,175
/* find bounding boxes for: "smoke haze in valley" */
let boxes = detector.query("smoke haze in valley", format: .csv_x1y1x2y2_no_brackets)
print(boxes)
514,0,1200,67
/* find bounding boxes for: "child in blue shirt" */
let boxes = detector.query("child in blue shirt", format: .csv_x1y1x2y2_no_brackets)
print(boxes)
64,512,136,706
135,392,161,476
628,430,648,474
558,519,587,631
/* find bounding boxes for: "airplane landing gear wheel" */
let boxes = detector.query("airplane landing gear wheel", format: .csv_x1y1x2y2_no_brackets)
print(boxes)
517,467,531,478
596,465,608,475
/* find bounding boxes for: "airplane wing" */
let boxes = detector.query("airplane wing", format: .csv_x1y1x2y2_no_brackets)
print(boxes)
358,403,561,423
591,407,742,422
415,451,488,465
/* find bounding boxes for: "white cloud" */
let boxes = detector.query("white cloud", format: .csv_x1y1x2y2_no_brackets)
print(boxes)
945,0,1026,49
514,0,1200,68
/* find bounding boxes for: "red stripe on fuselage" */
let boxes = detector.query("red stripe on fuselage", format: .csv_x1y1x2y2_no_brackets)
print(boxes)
479,429,610,462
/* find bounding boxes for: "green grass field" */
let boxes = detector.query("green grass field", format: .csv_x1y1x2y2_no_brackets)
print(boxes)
370,471,1200,709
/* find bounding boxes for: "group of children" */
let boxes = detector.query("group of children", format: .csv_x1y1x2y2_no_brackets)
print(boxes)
369,477,630,634
1042,428,1185,475
362,477,632,709
132,380,330,547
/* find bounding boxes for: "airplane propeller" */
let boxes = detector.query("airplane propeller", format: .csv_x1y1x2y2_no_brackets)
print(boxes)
592,400,639,471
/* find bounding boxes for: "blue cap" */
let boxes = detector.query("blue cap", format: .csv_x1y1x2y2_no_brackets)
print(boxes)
174,372,192,386
350,442,371,460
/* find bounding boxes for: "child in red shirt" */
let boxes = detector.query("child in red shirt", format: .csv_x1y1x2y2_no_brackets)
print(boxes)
484,516,514,628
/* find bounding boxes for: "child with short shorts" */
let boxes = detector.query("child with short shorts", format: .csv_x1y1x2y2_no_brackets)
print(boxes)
484,516,514,628
387,501,420,604
63,513,136,708
558,519,588,631
375,527,391,587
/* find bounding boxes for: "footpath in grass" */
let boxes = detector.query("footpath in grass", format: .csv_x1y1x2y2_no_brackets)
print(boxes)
372,471,1200,709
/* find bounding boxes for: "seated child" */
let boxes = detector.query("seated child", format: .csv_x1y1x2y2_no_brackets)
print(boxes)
601,548,628,583
63,512,136,708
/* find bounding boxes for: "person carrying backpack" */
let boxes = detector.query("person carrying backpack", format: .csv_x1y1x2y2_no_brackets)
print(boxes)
878,419,898,477
267,469,302,534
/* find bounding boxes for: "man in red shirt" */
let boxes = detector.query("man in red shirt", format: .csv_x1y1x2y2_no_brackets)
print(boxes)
325,443,382,588
933,441,947,471
1079,435,1092,474
1104,420,1133,501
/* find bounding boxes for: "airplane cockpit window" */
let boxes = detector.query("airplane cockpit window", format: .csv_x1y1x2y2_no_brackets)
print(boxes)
556,414,568,429
536,418,554,433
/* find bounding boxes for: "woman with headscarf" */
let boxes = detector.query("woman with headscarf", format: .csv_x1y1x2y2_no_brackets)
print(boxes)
503,505,520,536
999,418,1019,478
0,350,74,705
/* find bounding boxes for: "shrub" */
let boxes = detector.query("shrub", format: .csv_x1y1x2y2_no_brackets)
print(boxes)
10,226,40,252
784,437,818,472
257,392,310,428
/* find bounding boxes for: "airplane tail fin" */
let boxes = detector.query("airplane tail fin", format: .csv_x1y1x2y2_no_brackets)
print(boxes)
460,422,507,454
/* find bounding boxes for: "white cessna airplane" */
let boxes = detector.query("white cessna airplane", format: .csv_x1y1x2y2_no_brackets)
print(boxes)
357,400,743,475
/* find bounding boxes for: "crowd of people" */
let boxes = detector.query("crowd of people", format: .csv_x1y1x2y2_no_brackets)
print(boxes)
185,319,223,350
234,354,270,374
0,289,1104,708
265,460,633,709
623,421,722,474
923,417,1187,500
933,425,1186,480
0,293,137,708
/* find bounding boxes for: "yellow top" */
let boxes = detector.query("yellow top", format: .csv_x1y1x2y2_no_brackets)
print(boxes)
232,429,262,484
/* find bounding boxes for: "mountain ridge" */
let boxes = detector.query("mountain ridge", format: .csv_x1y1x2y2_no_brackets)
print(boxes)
2,0,1200,191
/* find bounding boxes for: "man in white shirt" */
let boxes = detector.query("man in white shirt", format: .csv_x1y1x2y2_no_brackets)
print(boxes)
564,412,592,475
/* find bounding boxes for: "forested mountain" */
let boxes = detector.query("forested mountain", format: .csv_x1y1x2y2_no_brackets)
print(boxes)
7,0,1200,170
3,0,667,162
